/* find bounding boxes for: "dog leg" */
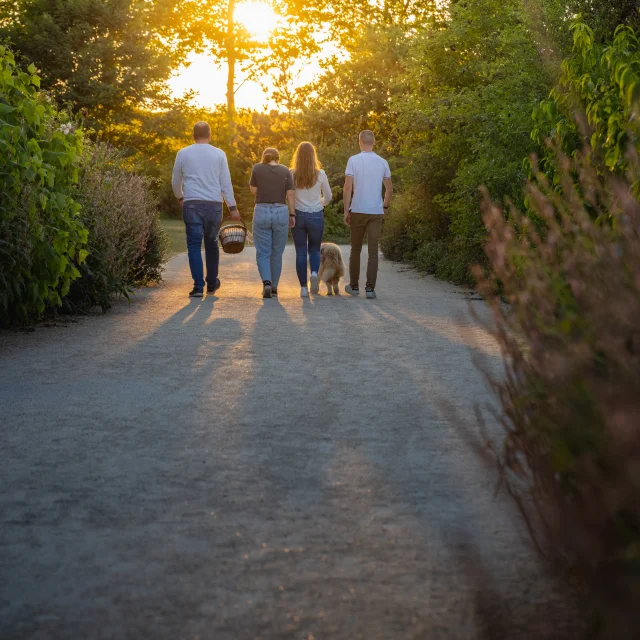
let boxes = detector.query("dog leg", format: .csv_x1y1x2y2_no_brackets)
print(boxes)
326,282,333,296
333,280,340,295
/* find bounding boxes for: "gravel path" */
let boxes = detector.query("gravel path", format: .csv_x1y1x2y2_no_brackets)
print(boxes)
0,247,572,639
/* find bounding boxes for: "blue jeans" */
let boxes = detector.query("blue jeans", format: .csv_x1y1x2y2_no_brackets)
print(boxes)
183,200,223,289
252,204,289,287
291,209,324,286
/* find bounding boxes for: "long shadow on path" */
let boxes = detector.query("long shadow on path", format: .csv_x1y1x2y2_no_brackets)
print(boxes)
0,258,579,639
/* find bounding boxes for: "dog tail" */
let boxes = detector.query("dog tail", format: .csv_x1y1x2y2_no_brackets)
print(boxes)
321,264,337,282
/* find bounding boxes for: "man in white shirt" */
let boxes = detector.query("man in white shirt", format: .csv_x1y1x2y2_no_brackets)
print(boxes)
343,130,393,299
172,122,241,297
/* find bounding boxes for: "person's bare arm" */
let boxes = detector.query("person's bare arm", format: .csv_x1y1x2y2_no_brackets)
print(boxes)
287,189,296,228
249,166,258,200
383,177,393,211
343,175,354,226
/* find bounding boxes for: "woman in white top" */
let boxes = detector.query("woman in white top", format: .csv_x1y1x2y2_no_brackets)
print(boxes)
290,142,332,297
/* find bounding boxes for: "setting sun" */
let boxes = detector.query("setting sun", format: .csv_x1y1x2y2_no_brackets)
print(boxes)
235,1,280,41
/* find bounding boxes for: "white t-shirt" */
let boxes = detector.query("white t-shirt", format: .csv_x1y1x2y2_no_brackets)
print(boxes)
172,143,237,206
291,169,332,213
345,151,391,215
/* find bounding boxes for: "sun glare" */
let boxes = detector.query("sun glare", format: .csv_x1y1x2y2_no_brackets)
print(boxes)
235,1,280,41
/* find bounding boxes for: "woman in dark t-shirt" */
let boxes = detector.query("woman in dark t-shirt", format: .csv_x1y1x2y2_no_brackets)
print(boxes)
249,148,295,298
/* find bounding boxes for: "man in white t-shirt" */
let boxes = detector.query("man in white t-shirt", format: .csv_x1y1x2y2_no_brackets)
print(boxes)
343,130,393,299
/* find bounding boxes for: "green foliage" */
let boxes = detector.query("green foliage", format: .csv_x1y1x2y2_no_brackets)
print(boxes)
298,25,411,149
476,145,640,639
532,21,640,180
65,143,169,312
385,0,549,282
565,0,640,43
321,206,349,242
0,0,187,123
0,44,86,325
380,188,430,260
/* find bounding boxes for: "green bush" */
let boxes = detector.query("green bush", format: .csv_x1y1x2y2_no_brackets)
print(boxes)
531,22,640,183
386,0,548,284
476,147,640,638
130,214,170,284
65,143,169,312
380,191,420,262
0,45,87,325
322,203,350,243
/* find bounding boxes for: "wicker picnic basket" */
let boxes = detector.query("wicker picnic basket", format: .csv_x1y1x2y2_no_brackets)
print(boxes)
219,219,247,254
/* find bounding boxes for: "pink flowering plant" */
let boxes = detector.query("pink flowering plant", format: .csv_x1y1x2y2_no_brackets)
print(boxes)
475,145,640,638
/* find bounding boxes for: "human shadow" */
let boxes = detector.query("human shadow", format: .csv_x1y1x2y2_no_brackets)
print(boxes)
221,287,580,639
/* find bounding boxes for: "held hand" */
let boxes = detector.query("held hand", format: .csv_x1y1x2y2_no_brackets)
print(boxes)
344,211,351,227
230,209,241,221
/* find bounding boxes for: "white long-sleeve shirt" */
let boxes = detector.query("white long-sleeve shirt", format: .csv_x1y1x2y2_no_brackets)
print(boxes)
292,169,332,213
172,143,237,208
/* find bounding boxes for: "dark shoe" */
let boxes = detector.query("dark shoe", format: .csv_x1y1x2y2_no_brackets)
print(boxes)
365,287,377,299
189,287,204,298
345,284,360,296
207,278,220,295
262,281,272,298
271,287,278,297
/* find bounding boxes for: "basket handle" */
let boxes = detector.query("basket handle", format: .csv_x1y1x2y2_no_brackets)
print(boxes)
228,214,246,228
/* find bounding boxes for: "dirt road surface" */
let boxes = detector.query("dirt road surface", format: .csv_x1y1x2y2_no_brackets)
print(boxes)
0,247,572,639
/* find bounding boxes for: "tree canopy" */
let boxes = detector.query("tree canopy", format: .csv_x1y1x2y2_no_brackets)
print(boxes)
2,0,638,279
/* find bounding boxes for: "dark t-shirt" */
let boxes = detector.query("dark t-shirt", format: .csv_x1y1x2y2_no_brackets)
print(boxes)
250,163,294,204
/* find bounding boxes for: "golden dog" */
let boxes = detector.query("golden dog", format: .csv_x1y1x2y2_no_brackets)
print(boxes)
318,243,345,295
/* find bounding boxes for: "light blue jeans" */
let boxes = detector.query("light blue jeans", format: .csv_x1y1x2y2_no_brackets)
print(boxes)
252,203,289,287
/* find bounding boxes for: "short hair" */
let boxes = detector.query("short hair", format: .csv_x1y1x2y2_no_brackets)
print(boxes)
261,147,280,164
193,121,211,139
359,130,375,145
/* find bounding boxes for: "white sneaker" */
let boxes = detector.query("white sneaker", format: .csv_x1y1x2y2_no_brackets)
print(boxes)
300,286,309,298
310,272,319,294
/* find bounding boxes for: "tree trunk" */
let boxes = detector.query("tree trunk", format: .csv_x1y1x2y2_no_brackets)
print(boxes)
226,0,236,134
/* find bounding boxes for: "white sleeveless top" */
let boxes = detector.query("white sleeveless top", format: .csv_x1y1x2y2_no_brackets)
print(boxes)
291,169,333,213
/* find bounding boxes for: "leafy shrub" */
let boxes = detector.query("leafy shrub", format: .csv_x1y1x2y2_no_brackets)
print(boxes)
322,203,350,243
65,143,169,312
387,0,548,284
531,22,640,181
381,187,480,283
129,215,170,285
475,147,640,638
380,190,421,261
0,45,87,325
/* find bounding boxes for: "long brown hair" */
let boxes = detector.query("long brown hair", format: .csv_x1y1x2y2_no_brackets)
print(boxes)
261,147,280,164
290,141,321,189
